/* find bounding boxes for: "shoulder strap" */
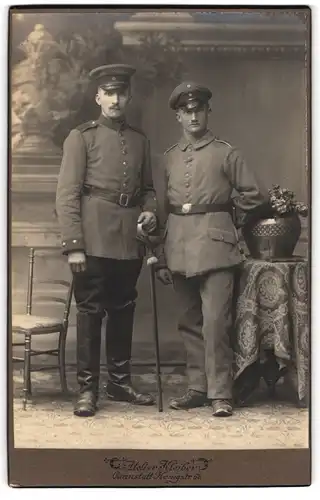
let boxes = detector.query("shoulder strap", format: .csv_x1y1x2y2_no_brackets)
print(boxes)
214,137,232,148
76,120,99,134
164,143,178,155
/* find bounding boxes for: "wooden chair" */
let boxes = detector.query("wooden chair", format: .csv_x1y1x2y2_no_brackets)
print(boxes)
12,247,74,410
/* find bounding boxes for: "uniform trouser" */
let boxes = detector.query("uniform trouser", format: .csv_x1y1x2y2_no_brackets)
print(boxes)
172,268,235,400
73,256,143,395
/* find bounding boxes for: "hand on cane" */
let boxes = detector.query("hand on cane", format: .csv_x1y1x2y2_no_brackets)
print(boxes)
137,211,157,233
137,221,172,285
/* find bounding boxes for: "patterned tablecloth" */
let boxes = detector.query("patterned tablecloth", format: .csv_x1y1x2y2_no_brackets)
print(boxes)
232,258,309,403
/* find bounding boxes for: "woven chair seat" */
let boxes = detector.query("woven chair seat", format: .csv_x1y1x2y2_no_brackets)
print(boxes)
12,314,62,333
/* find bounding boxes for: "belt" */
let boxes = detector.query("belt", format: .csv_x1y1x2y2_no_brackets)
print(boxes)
168,202,233,215
82,185,141,208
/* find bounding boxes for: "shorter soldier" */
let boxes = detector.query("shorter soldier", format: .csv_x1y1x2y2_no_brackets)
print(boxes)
156,82,269,416
56,64,158,417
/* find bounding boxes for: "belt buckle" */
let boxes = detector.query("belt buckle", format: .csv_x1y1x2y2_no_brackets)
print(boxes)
119,193,129,207
182,203,192,214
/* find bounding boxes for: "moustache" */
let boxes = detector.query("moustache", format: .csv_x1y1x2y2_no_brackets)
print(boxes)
110,105,120,111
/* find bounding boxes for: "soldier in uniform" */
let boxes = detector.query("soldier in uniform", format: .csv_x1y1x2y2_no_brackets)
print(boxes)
156,82,269,417
56,64,158,417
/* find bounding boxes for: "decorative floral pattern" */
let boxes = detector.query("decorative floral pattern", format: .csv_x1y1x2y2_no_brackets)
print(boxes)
233,259,309,401
12,369,308,449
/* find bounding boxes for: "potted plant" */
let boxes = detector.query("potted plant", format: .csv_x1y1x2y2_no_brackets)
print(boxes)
242,184,308,260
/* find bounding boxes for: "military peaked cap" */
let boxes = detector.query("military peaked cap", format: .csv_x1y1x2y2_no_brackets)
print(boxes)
169,81,212,110
89,64,136,90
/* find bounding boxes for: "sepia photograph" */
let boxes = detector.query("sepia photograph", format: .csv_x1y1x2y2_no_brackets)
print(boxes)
8,5,311,487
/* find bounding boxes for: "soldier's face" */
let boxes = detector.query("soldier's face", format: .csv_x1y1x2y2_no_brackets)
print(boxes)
176,104,209,136
96,87,131,119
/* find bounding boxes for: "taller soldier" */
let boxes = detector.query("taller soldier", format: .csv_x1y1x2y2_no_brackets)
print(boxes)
56,64,158,417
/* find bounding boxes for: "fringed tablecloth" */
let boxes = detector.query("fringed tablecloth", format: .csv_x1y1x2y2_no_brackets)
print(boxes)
232,259,309,404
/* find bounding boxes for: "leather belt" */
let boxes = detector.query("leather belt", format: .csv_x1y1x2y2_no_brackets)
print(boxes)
82,185,141,208
168,203,233,215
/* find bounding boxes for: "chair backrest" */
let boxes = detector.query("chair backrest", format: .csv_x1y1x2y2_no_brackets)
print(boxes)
25,247,74,324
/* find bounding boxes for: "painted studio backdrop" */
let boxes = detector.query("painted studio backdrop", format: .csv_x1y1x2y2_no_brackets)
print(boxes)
11,10,309,368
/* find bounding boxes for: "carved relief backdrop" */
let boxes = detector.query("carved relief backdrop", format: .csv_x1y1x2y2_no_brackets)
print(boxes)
10,10,309,367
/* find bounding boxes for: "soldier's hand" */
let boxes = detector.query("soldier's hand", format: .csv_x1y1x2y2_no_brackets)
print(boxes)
68,251,87,273
156,268,172,286
138,211,157,233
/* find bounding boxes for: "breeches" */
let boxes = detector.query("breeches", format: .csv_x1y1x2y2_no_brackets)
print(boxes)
73,256,143,316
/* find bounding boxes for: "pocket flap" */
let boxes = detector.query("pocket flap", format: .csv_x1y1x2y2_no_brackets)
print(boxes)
208,228,237,245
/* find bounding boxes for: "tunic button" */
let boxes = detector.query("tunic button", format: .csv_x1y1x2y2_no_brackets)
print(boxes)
185,173,189,178
185,183,190,188
123,161,127,165
187,146,193,152
122,150,127,155
72,239,77,243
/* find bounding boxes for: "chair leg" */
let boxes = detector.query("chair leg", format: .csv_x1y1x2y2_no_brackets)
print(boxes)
58,329,68,394
27,338,32,396
23,333,31,410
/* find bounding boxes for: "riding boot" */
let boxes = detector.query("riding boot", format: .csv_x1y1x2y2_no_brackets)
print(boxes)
105,302,155,405
74,312,102,417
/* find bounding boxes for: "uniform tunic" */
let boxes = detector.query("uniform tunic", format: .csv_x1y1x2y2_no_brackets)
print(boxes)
162,130,268,277
160,129,268,398
56,114,157,259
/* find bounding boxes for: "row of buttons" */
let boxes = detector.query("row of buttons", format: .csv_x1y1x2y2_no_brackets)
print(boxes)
118,129,156,208
184,145,194,200
119,130,129,190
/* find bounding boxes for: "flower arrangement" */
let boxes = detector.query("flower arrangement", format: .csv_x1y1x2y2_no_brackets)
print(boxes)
269,184,308,217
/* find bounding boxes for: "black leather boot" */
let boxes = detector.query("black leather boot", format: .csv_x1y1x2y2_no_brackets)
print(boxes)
105,303,155,406
74,313,102,417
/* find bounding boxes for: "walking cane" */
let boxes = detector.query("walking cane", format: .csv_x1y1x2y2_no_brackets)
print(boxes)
137,224,163,412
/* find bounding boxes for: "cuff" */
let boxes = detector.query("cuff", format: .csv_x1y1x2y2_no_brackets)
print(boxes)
61,237,85,255
242,201,274,227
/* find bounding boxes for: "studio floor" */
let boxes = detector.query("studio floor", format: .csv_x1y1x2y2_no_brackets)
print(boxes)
11,367,309,450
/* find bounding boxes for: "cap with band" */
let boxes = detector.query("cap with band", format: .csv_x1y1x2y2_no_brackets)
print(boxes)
169,81,212,110
89,64,136,91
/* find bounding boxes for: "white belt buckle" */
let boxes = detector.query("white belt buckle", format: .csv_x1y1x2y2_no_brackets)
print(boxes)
182,203,192,214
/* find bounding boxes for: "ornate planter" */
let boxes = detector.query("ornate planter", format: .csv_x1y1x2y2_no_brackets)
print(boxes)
243,213,301,260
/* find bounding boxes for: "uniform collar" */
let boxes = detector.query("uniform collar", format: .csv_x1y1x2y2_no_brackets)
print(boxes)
178,129,215,151
97,114,127,131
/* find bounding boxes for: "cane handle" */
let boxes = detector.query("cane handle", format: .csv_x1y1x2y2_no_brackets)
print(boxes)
147,255,158,266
